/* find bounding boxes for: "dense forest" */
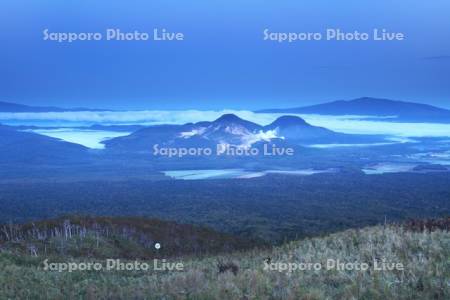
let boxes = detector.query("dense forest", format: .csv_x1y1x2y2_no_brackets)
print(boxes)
0,172,449,243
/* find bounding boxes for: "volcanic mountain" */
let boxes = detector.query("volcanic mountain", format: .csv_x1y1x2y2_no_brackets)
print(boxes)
103,114,275,152
104,114,386,153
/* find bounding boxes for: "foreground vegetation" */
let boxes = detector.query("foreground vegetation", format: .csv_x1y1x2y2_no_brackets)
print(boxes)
0,216,260,259
0,218,448,299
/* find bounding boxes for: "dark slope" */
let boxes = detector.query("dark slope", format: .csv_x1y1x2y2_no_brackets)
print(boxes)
0,124,89,164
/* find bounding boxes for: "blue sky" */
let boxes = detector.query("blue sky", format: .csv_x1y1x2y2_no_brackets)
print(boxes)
1,0,449,110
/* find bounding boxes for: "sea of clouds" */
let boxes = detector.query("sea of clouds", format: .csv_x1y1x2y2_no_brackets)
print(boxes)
2,110,450,148
2,110,450,137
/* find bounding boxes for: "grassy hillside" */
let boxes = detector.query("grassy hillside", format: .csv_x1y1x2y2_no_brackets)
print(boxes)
0,218,448,299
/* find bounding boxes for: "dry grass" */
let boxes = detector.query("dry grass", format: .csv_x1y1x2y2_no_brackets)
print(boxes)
0,223,449,299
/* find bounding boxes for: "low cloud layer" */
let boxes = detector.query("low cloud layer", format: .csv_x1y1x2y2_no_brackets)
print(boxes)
3,110,450,138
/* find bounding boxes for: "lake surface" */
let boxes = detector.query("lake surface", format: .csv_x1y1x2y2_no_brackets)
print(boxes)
163,169,337,180
362,163,418,175
408,151,450,165
25,129,131,149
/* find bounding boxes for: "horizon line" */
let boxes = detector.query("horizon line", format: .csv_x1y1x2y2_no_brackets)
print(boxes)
2,96,450,111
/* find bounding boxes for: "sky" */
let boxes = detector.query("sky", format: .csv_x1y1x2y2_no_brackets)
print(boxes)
1,0,450,110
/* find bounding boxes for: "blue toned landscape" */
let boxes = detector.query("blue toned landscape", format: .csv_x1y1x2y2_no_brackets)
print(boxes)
2,97,450,177
1,99,450,237
25,128,131,149
1,1,450,298
1,98,449,245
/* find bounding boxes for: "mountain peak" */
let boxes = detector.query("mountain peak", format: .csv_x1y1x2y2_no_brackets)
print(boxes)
349,97,401,104
211,113,262,132
273,115,309,126
214,114,245,123
266,116,310,130
352,97,377,101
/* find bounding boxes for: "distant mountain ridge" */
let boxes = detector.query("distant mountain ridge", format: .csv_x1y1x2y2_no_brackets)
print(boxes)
3,98,449,123
0,101,108,112
257,97,450,123
104,114,385,153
